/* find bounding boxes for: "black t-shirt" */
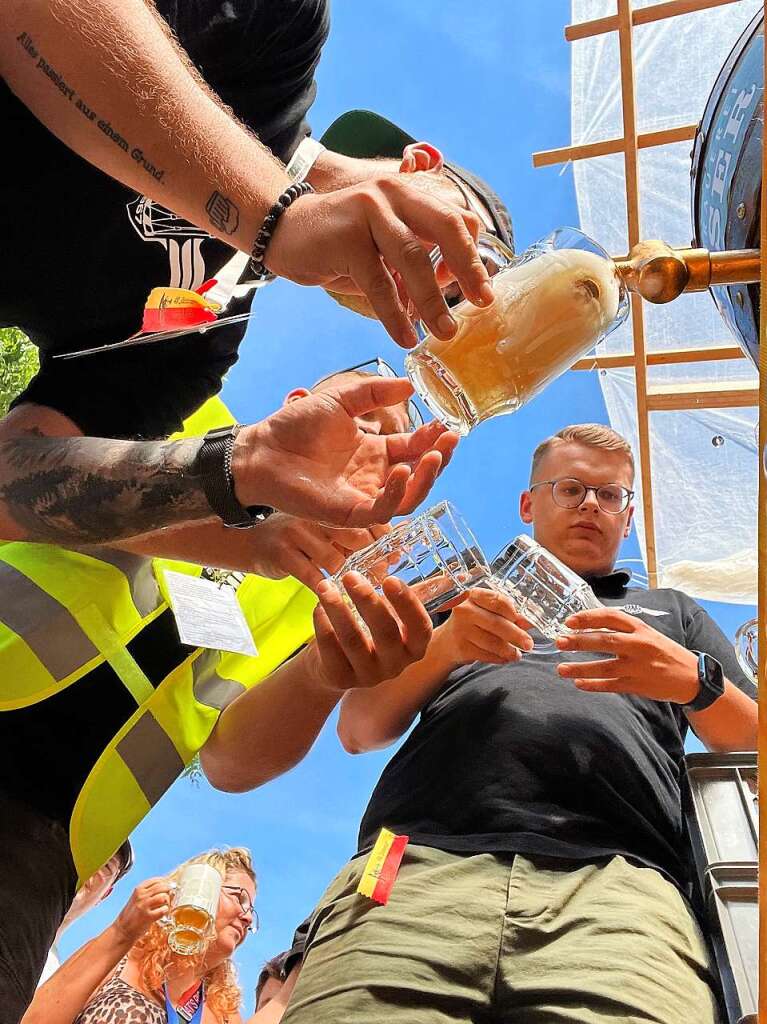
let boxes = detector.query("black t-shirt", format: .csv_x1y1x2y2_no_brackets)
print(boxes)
358,574,757,892
1,0,330,438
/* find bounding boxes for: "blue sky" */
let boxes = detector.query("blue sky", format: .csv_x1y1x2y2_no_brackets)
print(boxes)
61,1,756,1010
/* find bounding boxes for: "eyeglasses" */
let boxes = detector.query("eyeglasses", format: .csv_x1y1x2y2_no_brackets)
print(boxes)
222,885,259,933
530,477,634,515
314,357,425,432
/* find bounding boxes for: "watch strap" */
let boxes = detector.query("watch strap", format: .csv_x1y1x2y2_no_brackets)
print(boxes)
196,425,274,528
682,651,725,713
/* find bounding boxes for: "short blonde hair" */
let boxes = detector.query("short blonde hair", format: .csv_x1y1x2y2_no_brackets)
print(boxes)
530,424,634,484
310,368,375,391
131,847,255,1020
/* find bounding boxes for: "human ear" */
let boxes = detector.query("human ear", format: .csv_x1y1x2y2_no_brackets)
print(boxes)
519,490,534,524
399,141,444,174
283,387,312,406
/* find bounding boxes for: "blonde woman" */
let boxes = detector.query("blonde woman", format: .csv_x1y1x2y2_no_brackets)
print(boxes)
24,848,260,1024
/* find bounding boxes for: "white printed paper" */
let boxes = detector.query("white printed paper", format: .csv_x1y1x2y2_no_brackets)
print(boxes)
164,571,258,656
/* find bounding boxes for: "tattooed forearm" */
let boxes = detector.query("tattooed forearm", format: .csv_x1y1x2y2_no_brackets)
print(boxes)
16,30,166,183
0,435,213,544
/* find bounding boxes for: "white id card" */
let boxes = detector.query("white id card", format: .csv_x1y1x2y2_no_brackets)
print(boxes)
164,571,258,657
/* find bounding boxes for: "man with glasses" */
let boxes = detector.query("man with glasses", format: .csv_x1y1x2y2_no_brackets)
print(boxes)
276,423,757,1024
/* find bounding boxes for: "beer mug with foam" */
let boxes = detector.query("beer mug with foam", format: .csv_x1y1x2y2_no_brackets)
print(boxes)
168,863,223,955
406,228,630,435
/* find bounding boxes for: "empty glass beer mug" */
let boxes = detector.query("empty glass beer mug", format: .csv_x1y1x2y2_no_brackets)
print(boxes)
734,617,758,687
406,228,630,435
168,863,223,955
491,534,602,650
333,501,495,615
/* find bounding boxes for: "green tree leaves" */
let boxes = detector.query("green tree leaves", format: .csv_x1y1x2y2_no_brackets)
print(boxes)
0,327,39,418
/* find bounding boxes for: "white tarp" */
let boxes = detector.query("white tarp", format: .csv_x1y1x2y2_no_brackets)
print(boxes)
571,0,761,603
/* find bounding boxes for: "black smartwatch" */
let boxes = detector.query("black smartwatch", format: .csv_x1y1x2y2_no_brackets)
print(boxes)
195,425,275,528
682,651,725,713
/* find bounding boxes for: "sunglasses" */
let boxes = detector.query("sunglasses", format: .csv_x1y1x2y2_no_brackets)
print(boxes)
314,357,425,432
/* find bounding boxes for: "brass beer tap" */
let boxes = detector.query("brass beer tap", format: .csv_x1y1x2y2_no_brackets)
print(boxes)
613,240,761,304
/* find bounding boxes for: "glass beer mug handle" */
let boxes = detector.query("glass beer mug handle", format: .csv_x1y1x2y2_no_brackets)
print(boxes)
427,231,514,273
417,232,516,341
159,882,178,928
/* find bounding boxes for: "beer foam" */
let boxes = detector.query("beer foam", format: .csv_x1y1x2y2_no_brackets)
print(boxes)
494,248,621,356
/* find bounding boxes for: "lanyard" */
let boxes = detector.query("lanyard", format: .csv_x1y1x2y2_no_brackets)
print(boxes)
164,983,205,1024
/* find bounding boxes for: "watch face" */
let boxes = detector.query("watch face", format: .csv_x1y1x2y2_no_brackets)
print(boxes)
689,653,725,712
701,653,724,688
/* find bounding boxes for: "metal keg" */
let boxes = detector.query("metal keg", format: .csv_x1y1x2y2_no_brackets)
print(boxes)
691,10,763,368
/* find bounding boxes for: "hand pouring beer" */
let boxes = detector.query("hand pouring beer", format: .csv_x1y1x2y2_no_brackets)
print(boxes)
405,228,630,435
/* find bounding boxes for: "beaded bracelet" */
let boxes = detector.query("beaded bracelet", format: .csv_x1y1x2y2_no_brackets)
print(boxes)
249,180,315,279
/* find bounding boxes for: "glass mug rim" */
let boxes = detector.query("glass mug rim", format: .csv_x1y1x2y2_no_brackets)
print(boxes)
494,533,595,592
420,499,490,583
537,227,630,339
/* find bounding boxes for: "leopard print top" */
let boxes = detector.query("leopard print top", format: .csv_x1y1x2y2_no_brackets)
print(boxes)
74,967,166,1024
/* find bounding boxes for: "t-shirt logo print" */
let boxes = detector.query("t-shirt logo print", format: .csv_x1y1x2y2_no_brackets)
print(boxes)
621,604,669,618
127,195,210,291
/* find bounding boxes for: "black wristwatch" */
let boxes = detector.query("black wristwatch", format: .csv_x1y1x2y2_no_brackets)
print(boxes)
682,651,725,713
195,425,275,528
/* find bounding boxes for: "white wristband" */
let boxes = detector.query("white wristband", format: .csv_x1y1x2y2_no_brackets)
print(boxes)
286,137,326,182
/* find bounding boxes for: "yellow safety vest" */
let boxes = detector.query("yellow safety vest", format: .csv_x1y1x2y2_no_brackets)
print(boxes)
0,398,318,885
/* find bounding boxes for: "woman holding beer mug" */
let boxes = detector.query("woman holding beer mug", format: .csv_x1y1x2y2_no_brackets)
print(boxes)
24,847,258,1024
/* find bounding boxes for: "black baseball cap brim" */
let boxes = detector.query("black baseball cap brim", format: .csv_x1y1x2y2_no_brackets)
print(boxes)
320,110,514,252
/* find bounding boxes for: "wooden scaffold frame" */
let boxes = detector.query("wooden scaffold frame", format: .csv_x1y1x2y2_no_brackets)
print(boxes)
530,0,764,1017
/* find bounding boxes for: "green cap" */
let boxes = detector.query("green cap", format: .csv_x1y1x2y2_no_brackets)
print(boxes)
320,110,513,250
321,109,416,159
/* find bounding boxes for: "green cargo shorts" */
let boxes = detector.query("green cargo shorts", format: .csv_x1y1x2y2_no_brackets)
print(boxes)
282,844,720,1024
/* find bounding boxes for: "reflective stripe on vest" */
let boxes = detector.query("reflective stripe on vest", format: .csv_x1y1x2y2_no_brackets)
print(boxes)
69,577,317,884
0,393,235,710
192,649,246,710
116,651,248,805
0,543,171,710
117,709,185,806
0,559,99,681
0,395,319,885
